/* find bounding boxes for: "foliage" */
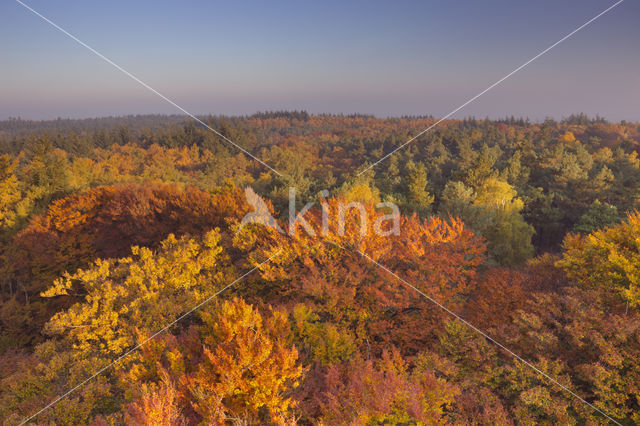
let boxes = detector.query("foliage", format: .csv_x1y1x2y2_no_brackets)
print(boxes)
0,183,248,349
559,212,640,308
41,230,225,357
318,349,459,424
440,178,534,265
123,372,187,426
1,113,640,424
0,154,23,232
573,199,622,234
187,298,303,423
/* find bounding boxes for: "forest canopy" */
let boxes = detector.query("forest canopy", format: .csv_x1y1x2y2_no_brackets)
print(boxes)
0,113,639,424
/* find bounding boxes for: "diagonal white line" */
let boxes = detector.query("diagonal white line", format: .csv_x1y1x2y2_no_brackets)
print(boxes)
14,0,285,177
350,246,621,425
357,0,625,176
19,250,281,425
12,0,627,423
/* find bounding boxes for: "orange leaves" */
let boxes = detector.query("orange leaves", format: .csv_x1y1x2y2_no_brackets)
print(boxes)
190,298,303,423
124,372,187,426
319,349,459,424
559,131,577,144
465,267,528,329
125,298,304,425
235,200,487,357
319,198,396,259
388,215,485,310
7,183,247,293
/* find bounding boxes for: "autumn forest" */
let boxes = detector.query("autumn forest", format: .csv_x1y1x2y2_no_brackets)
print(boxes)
0,112,639,424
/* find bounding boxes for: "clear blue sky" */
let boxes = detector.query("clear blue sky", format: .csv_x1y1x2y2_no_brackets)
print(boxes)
1,0,638,121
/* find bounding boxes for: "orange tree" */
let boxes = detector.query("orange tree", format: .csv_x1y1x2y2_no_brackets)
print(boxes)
234,197,485,357
121,298,303,425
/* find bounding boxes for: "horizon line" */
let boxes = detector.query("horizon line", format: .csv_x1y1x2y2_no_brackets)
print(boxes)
0,111,633,125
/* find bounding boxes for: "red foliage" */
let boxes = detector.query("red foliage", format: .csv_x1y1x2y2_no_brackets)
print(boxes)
465,267,529,329
316,349,459,424
238,200,486,356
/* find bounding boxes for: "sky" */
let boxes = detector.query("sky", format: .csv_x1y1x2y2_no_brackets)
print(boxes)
1,0,639,121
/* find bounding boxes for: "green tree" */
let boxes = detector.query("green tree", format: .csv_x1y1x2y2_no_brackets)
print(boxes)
440,181,475,218
440,178,534,265
462,145,499,188
405,162,434,216
573,200,622,234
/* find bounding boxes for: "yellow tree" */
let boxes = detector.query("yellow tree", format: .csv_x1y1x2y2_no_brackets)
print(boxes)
41,230,226,357
558,212,640,309
441,177,534,265
0,154,23,232
1,230,230,423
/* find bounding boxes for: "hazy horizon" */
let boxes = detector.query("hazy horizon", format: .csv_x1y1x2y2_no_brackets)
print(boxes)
0,111,632,125
2,0,639,121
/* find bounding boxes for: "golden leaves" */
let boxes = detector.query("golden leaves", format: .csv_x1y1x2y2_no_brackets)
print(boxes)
559,212,640,308
42,230,226,357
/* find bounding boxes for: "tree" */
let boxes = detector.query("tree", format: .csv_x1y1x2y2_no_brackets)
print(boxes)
573,200,621,234
237,198,486,356
462,144,498,188
291,304,356,364
186,298,303,423
405,162,434,216
21,136,71,196
558,212,640,308
0,339,113,424
318,349,459,424
337,171,381,205
466,267,528,328
440,178,534,265
0,183,249,349
42,230,226,357
0,154,23,232
124,373,187,426
439,181,476,218
483,284,640,423
559,131,577,144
